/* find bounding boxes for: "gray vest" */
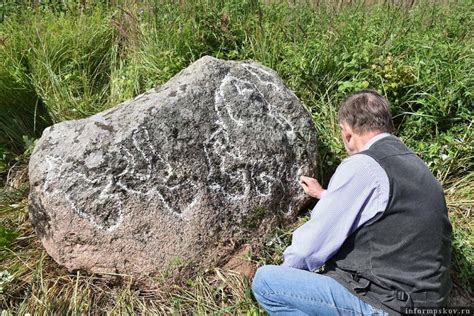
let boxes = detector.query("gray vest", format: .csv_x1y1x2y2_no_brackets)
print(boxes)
323,135,452,315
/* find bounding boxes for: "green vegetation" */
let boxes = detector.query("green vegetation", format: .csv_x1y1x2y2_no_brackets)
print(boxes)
243,207,268,230
0,0,472,313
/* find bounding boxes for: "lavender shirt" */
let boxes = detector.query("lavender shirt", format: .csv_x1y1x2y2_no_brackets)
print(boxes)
282,133,391,271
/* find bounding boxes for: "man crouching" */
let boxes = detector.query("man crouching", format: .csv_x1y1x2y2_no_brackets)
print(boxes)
252,89,452,315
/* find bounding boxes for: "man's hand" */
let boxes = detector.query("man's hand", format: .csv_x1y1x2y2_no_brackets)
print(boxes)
299,176,325,199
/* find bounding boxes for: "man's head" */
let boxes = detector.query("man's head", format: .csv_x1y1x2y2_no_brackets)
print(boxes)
337,89,394,155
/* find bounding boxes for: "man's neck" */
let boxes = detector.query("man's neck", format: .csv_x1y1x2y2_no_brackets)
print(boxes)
353,131,388,154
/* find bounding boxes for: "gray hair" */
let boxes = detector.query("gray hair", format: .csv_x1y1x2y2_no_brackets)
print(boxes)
337,89,394,134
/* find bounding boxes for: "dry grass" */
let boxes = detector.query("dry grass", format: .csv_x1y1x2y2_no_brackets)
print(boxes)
0,165,263,314
0,165,472,314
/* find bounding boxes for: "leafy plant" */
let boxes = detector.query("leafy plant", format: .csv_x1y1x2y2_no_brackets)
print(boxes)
0,226,17,249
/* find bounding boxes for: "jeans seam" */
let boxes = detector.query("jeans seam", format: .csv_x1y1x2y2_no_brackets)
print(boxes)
261,290,373,315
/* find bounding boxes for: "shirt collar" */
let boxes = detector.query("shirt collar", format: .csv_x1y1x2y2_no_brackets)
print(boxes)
361,132,391,151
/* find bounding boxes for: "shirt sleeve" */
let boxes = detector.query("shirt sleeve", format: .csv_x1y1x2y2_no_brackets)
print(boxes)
282,154,389,271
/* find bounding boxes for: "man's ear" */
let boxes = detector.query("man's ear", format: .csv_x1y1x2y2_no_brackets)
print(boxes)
341,122,353,143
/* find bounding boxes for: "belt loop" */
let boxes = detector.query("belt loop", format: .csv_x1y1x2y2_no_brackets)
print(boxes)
352,272,360,282
396,290,407,301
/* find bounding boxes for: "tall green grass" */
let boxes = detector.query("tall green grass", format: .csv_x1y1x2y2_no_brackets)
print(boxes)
0,0,472,313
0,0,472,181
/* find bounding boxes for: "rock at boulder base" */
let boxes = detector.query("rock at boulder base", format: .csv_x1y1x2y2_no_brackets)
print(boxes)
28,56,318,282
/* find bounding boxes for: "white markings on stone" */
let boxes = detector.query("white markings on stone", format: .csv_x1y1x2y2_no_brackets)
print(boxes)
182,193,201,218
40,62,304,231
43,154,124,232
242,63,296,143
132,128,153,180
242,63,280,91
41,121,195,232
71,170,100,185
256,172,276,197
84,152,103,169
204,65,299,201
205,73,253,201
111,127,185,219
215,75,245,127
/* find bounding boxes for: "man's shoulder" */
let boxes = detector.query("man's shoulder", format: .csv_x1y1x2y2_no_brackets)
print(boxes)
339,153,381,171
333,153,388,188
361,135,414,159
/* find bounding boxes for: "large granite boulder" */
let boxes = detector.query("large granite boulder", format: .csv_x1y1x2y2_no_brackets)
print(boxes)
28,56,317,281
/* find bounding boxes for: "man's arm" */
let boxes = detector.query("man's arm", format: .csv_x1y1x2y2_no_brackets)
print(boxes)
282,154,389,271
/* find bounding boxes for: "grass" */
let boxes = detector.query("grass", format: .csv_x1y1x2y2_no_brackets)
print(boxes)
0,174,265,314
0,170,471,313
0,0,473,313
445,173,474,295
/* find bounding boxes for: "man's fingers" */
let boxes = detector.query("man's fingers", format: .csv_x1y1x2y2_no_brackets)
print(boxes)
299,177,309,184
299,180,309,191
300,175,317,184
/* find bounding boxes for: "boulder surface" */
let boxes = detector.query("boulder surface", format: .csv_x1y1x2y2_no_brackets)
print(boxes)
28,56,318,280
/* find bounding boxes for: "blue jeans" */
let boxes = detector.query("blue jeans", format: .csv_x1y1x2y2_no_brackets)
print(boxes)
252,265,389,315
